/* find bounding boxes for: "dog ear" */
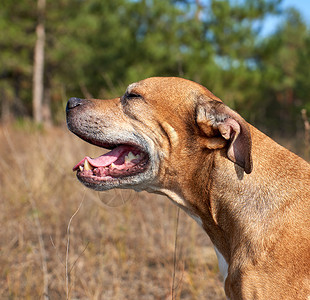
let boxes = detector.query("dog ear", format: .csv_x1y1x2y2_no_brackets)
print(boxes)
196,100,253,174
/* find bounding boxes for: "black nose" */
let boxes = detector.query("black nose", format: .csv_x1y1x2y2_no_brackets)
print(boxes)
66,97,83,111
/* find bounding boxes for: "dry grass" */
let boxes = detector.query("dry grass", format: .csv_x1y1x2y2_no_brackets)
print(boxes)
0,124,225,299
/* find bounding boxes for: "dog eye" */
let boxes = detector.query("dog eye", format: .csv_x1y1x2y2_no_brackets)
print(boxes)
126,93,141,99
121,92,143,106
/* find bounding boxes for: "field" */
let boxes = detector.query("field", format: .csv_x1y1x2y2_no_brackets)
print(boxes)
0,123,226,299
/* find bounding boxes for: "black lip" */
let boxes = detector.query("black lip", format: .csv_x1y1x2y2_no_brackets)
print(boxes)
67,116,144,151
67,123,117,150
77,172,114,185
69,123,149,156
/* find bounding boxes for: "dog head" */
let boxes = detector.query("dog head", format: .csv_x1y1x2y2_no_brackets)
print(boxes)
66,77,252,195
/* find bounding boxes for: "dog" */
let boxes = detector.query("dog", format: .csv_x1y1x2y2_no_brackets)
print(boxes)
66,77,310,299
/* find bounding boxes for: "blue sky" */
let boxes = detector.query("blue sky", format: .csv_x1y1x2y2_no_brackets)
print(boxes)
262,0,310,35
283,0,310,21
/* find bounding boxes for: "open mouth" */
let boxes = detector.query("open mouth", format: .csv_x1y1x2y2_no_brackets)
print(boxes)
73,144,150,184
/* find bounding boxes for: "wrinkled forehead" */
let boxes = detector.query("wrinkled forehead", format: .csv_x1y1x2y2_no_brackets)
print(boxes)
126,77,201,94
125,77,221,104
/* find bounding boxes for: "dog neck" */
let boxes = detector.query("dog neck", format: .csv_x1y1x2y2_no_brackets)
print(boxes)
155,126,310,279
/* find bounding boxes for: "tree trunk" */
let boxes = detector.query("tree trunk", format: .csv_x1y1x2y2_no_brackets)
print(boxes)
1,88,11,123
32,0,46,123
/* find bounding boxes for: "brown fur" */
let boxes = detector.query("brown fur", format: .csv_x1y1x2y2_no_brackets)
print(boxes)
67,77,310,299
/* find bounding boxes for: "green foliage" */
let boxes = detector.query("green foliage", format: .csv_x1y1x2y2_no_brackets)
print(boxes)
0,0,36,115
255,7,308,133
1,0,310,136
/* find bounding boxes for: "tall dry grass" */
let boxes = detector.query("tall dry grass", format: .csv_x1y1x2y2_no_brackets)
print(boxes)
0,124,225,299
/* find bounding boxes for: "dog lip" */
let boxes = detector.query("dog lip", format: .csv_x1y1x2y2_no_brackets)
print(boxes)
72,144,145,171
73,140,152,186
76,156,149,180
75,148,151,188
67,120,154,189
69,129,143,152
74,135,118,150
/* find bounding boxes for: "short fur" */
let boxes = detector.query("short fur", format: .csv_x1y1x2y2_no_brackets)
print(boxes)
66,77,310,299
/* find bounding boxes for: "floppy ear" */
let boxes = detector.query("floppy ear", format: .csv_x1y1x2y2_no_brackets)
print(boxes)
196,100,253,174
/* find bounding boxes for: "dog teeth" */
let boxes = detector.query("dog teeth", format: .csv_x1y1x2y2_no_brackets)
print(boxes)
125,152,140,163
84,159,93,171
111,163,117,169
79,166,84,172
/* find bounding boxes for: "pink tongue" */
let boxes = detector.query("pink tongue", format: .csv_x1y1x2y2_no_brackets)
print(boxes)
73,146,130,171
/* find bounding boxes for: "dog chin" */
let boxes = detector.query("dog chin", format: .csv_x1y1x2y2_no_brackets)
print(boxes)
76,168,154,191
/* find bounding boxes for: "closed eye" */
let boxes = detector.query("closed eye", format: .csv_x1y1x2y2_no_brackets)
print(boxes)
126,92,142,99
121,92,143,106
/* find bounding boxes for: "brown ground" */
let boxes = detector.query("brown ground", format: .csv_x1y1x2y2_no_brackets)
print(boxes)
0,124,225,299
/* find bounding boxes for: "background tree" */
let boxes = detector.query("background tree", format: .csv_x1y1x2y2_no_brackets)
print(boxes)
33,0,47,124
0,1,35,121
1,0,310,139
258,8,307,134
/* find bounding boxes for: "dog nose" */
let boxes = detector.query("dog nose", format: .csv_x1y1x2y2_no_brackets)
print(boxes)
66,97,84,111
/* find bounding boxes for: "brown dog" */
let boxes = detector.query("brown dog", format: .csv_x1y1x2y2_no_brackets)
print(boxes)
66,77,310,299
